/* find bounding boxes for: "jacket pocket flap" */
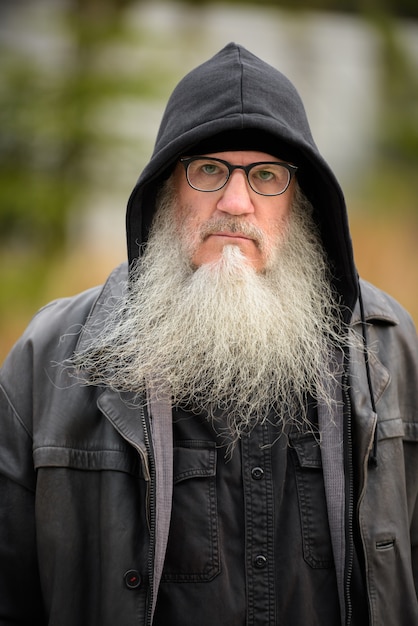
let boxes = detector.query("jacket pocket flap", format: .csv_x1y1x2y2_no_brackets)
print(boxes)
173,441,216,484
377,417,405,441
33,446,142,476
290,434,322,469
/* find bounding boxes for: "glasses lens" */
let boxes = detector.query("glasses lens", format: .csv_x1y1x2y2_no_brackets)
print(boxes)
249,163,290,195
187,159,229,191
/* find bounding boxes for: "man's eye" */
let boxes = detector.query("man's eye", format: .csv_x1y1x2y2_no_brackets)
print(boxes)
255,169,274,181
201,163,220,175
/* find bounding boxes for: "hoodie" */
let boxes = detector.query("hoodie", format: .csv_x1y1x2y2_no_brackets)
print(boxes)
126,42,358,318
125,43,359,623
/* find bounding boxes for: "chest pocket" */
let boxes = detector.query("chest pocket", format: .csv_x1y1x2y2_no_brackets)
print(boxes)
290,433,334,569
161,440,220,583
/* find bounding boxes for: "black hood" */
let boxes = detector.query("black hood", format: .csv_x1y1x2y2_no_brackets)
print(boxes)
126,42,358,314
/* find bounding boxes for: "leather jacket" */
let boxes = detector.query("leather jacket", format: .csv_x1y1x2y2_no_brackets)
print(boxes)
1,263,417,625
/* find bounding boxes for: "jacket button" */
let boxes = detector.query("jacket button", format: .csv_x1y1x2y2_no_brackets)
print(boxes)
251,466,264,480
124,570,142,589
253,554,267,569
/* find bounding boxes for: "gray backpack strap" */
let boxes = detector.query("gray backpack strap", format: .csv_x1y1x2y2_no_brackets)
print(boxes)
147,382,173,624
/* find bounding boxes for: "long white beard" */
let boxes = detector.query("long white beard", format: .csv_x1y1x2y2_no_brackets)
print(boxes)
75,182,349,445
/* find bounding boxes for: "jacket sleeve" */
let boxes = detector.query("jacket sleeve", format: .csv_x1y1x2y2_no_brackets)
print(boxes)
394,307,418,593
0,287,101,624
0,343,47,624
407,448,418,594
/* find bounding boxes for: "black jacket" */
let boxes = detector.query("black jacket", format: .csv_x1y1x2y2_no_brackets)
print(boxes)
1,43,418,625
1,265,418,625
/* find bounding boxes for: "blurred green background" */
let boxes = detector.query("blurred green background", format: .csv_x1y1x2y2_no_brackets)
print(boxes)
1,0,417,363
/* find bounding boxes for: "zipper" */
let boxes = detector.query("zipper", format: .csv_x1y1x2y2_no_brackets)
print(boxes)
343,371,354,626
140,403,156,626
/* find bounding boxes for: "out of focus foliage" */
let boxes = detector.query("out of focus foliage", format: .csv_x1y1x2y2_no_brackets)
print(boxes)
379,18,418,168
184,0,418,19
1,0,137,259
0,0,173,330
0,0,417,361
1,0,416,260
361,13,418,217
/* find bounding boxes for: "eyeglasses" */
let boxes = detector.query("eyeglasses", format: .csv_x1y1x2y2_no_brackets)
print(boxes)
180,156,298,196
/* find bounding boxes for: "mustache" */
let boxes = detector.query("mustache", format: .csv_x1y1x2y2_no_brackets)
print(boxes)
198,217,267,249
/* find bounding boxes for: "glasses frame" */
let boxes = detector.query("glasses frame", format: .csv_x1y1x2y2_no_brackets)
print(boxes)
180,155,298,196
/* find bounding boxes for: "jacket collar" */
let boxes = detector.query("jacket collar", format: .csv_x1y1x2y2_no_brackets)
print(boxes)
351,279,399,326
73,263,151,474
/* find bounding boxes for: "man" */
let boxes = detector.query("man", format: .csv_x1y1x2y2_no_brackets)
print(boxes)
0,42,417,626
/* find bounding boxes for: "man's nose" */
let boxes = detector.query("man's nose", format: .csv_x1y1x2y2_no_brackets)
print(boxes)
216,170,255,215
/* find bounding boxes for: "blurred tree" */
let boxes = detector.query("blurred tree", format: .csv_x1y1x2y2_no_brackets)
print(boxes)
181,0,418,19
356,11,418,215
379,19,418,168
0,0,160,325
1,0,416,265
0,0,130,260
0,0,417,362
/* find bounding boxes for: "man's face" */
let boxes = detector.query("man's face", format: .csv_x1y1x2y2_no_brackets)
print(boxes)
172,150,295,272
